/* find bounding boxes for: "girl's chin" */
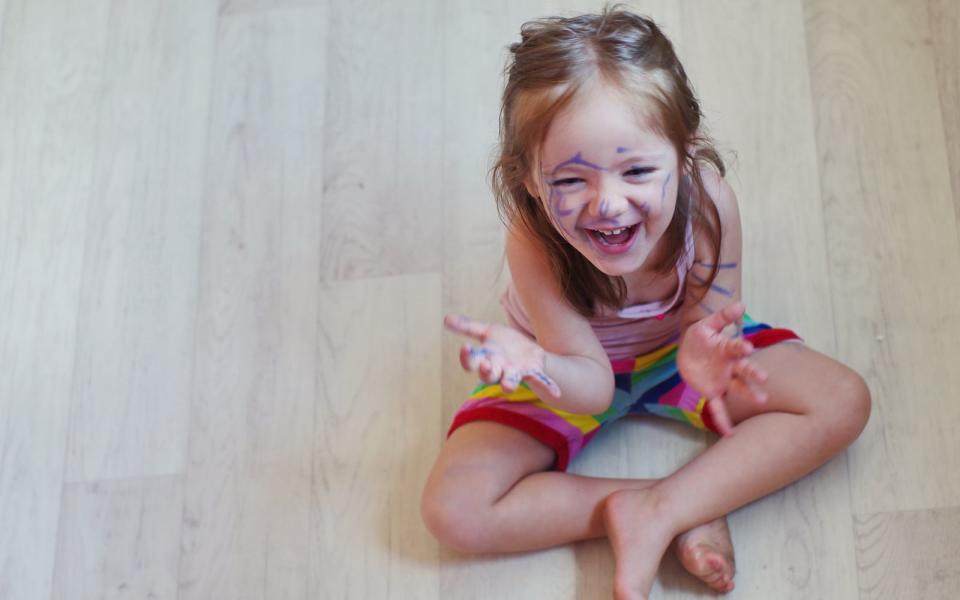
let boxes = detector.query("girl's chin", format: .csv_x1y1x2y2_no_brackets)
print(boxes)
586,251,648,277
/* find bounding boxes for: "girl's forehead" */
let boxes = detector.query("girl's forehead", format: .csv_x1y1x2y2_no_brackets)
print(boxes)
538,103,669,171
538,131,671,173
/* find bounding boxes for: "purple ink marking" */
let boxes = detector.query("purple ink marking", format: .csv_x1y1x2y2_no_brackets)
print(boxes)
599,198,609,216
693,261,738,269
469,346,493,359
659,172,673,209
531,370,556,389
549,184,575,217
690,273,734,297
616,146,632,154
551,152,604,175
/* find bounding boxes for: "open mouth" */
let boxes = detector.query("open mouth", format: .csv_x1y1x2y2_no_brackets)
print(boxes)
587,224,640,255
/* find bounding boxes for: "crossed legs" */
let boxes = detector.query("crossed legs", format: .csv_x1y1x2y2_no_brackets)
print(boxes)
421,342,871,598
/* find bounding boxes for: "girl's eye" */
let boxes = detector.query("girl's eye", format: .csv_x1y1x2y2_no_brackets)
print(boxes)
549,178,584,187
625,167,655,177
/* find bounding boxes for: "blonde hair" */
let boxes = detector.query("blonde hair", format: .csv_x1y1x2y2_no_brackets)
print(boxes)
491,4,724,317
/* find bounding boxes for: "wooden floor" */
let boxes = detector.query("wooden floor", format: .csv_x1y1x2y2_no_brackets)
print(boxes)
1,0,958,598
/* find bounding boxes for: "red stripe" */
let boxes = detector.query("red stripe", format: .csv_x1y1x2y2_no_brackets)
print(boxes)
745,327,802,348
448,407,573,471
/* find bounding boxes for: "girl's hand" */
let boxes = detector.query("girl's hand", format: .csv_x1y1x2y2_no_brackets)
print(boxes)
443,314,562,401
677,302,769,436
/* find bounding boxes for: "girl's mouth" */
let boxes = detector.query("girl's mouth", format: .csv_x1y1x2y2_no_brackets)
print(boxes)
586,224,640,255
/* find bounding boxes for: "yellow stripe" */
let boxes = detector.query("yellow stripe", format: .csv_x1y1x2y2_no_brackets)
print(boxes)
469,383,601,434
632,343,678,371
684,409,707,431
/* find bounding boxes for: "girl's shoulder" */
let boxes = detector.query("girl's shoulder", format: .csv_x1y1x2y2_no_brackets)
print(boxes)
689,164,742,264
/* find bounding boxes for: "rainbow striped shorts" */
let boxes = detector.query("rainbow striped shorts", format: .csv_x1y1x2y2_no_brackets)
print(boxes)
448,317,801,471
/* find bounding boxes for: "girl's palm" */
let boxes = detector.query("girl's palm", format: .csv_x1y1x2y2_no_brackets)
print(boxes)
444,314,562,400
678,302,768,435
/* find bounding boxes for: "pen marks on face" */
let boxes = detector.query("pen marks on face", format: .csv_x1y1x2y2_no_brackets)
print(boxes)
548,183,576,218
552,151,605,174
659,171,673,210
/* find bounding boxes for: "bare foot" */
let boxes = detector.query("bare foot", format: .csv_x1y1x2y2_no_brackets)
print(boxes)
673,516,736,593
602,488,678,600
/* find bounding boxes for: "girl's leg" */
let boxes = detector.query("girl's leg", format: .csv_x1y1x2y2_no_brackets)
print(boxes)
420,419,656,553
420,420,737,591
603,342,871,599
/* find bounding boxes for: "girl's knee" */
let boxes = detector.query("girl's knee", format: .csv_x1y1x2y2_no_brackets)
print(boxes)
420,477,497,553
829,367,872,447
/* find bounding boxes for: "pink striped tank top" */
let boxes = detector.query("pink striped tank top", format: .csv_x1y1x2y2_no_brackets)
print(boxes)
500,220,696,361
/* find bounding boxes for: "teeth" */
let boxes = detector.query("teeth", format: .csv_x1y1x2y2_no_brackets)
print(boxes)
596,227,627,235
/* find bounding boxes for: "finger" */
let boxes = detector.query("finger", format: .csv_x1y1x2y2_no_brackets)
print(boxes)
501,367,523,393
707,397,734,436
741,360,768,385
730,376,768,405
700,302,746,334
443,314,490,342
461,344,491,371
721,336,753,358
485,351,505,385
521,369,562,399
478,358,500,384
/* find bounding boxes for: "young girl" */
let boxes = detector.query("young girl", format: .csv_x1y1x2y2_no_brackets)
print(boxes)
421,6,870,599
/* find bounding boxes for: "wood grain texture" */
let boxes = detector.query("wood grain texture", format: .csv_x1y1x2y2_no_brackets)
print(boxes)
66,0,218,484
927,0,960,235
0,1,110,598
52,477,184,600
854,506,960,599
319,0,444,282
177,6,326,599
314,273,442,599
804,0,960,516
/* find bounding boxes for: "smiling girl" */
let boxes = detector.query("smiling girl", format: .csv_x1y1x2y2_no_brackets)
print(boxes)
420,6,870,598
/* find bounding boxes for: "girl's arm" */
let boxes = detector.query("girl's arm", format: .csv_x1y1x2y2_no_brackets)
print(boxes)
503,225,615,415
676,168,769,434
678,168,745,333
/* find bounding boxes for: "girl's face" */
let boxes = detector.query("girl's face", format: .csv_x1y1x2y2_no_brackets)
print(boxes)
528,83,682,277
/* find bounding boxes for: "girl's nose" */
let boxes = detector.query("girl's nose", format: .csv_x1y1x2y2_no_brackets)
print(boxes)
589,184,628,218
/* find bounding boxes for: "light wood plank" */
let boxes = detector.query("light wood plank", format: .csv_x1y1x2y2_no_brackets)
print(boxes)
221,0,323,16
0,1,110,598
927,0,960,234
313,273,441,599
854,506,960,599
177,7,327,598
319,0,444,281
805,0,960,515
52,476,183,600
66,0,218,483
